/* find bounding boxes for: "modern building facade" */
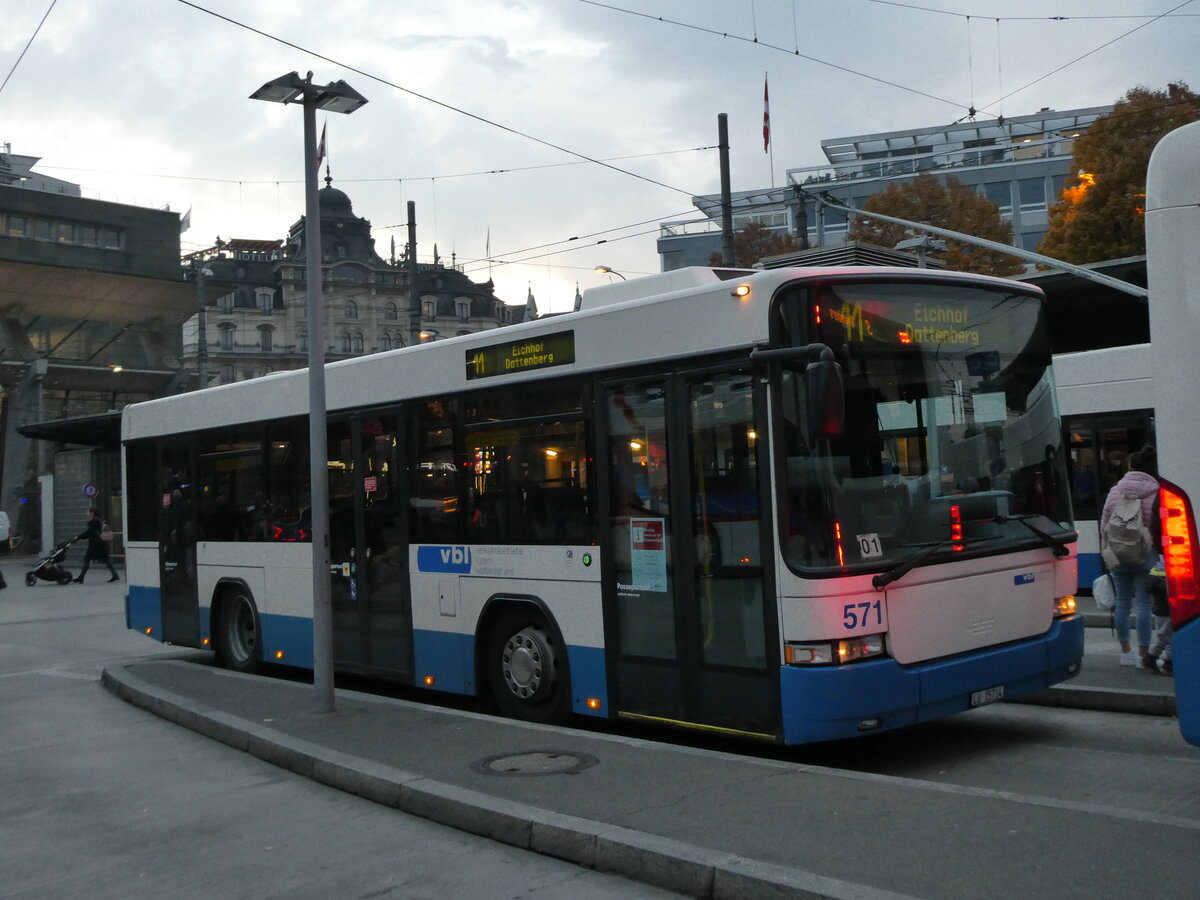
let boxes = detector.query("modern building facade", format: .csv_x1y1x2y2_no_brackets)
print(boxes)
181,179,528,385
658,104,1111,270
0,146,196,547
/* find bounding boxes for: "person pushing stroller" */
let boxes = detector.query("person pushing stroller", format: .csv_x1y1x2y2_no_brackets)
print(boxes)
74,507,119,584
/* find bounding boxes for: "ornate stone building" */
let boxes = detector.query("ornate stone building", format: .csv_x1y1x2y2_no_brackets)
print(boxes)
183,177,527,385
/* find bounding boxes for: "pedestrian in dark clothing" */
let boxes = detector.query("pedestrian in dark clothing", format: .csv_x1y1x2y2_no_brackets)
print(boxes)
74,507,118,583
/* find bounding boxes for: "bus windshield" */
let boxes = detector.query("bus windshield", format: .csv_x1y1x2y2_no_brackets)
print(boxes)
776,279,1074,573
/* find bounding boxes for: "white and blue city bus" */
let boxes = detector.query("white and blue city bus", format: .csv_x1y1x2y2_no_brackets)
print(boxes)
121,264,1083,744
1053,343,1155,591
1146,120,1200,747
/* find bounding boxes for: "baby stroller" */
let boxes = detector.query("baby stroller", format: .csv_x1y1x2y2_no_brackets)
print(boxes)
25,537,79,586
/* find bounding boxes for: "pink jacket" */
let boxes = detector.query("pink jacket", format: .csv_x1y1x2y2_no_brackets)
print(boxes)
1099,470,1159,536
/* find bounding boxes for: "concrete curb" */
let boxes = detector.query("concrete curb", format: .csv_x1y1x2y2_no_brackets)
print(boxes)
1011,684,1177,717
101,664,917,900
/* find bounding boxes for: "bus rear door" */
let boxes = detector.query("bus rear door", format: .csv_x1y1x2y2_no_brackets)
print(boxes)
158,441,200,646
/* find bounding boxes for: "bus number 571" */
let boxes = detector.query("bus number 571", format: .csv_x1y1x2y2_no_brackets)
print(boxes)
843,600,883,631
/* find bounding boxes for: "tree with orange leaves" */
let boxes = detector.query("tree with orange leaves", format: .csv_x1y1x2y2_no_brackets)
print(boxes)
847,173,1022,277
1039,83,1200,264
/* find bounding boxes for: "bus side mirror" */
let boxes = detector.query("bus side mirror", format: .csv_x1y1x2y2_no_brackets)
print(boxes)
806,352,845,438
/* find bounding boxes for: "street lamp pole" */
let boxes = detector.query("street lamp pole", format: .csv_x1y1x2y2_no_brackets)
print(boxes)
251,71,367,714
299,87,335,713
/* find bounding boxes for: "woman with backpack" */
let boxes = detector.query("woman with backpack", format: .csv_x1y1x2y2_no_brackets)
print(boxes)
1099,445,1160,667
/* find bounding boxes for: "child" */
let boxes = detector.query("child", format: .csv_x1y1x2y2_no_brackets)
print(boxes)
1143,557,1173,675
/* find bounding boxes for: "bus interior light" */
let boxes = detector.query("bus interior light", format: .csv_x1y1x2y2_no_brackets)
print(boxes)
1054,595,1077,617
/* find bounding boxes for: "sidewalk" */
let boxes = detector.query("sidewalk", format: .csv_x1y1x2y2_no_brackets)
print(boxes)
1014,596,1177,716
100,606,1188,900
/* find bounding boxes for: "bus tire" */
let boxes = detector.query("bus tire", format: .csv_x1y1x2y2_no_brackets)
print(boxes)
487,606,570,725
213,589,263,675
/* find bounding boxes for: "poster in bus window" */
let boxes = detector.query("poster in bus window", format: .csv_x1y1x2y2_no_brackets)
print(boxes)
630,517,667,592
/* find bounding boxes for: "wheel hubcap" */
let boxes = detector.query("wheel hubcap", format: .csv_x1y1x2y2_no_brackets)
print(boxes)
502,626,556,700
227,597,257,663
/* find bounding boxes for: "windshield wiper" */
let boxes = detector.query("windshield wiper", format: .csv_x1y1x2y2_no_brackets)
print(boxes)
872,536,999,591
1003,514,1071,559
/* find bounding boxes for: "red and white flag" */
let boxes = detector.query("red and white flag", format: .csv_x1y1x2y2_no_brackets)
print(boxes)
315,122,327,167
763,76,770,153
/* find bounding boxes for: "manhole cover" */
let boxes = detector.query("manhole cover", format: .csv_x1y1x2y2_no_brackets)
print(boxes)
471,749,598,777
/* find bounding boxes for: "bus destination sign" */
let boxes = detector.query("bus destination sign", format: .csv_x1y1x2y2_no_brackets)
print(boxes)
465,330,576,380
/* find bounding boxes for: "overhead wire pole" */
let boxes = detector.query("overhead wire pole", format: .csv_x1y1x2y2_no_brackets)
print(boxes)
718,114,735,267
807,191,1150,300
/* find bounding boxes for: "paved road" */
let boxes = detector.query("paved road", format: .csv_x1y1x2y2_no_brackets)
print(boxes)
0,575,680,899
8,569,1197,898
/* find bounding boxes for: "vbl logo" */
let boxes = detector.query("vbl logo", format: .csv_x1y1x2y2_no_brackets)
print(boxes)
418,545,472,573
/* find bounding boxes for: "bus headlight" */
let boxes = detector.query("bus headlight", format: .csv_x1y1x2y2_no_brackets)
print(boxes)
1054,595,1077,617
785,635,885,665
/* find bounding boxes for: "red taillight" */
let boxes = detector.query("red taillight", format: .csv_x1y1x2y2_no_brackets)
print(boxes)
1160,479,1200,629
949,504,964,551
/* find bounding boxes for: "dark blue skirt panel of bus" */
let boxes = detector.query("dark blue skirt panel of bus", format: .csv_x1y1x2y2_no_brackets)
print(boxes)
1173,618,1200,746
778,615,1085,744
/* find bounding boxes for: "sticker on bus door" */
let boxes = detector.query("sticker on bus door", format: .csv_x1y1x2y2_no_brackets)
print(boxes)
630,518,667,592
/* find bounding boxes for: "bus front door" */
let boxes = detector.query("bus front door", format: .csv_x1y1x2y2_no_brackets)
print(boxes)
159,441,200,646
603,371,779,740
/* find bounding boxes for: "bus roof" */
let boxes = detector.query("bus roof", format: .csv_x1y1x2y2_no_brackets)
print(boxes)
122,265,1043,441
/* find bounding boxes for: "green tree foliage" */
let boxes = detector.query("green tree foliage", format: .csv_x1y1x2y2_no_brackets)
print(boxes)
1039,83,1200,264
708,222,799,268
847,174,1022,277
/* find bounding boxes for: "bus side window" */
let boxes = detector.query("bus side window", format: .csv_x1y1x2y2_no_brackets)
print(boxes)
412,400,460,544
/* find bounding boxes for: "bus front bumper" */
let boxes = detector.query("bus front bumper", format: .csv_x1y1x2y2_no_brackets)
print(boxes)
779,614,1085,744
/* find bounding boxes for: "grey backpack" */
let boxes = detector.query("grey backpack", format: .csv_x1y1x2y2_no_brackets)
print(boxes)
1103,493,1153,568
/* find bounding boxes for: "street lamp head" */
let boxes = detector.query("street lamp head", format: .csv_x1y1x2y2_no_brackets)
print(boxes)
317,80,368,114
249,71,307,105
594,265,626,281
250,72,368,115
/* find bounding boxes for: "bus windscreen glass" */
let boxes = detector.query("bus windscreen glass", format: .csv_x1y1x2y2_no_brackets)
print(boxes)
776,281,1074,572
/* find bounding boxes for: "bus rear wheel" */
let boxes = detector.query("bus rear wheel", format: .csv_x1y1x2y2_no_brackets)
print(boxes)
487,607,570,724
213,590,262,674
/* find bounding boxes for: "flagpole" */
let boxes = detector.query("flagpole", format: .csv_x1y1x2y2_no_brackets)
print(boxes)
764,72,774,188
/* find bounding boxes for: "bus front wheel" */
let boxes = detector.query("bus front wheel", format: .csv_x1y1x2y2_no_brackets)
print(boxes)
487,607,570,724
213,590,263,675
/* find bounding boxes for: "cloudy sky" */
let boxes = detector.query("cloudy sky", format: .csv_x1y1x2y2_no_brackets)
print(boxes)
2,0,1196,312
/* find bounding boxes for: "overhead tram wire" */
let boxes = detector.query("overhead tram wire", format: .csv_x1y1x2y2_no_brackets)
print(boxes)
38,146,716,190
577,0,967,113
175,0,697,199
582,1,1196,163
980,0,1198,111
0,0,58,98
461,227,665,276
862,0,1200,22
